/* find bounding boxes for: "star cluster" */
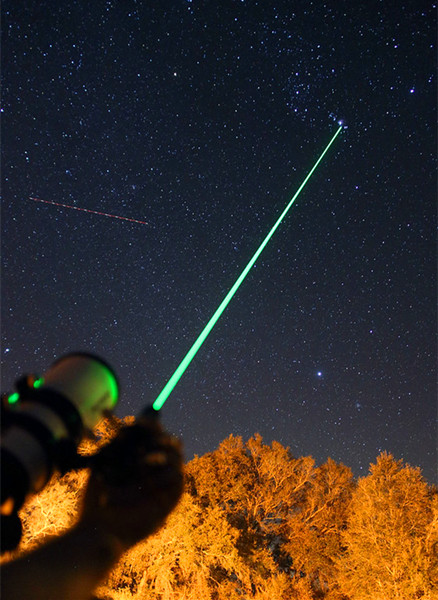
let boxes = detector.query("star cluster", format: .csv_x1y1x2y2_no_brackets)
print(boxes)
1,1,436,482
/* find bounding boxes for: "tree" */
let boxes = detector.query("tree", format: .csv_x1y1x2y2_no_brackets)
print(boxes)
97,492,250,600
336,452,436,599
185,434,321,598
7,421,435,600
283,457,355,598
4,416,125,559
425,491,438,590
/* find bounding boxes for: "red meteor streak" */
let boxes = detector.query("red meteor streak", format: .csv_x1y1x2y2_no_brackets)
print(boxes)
30,197,149,226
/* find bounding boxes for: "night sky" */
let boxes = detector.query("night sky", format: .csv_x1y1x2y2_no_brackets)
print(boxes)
2,1,436,483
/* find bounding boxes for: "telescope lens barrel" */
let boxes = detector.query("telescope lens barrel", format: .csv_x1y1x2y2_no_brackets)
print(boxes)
43,353,119,430
0,352,119,551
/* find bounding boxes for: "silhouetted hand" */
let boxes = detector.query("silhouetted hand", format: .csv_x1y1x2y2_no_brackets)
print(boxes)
2,418,183,600
80,416,184,549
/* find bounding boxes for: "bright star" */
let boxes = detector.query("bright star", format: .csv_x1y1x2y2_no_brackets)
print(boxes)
317,371,322,377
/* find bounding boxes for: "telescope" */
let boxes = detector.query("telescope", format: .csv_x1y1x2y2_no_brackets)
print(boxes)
1,353,119,553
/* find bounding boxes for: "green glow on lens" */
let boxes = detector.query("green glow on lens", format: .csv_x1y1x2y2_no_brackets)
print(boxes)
33,377,44,388
7,392,20,405
153,126,342,411
104,368,119,406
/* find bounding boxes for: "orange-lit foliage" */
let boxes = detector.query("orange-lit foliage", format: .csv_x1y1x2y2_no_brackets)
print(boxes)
335,452,437,600
283,457,355,597
8,421,437,600
2,416,126,561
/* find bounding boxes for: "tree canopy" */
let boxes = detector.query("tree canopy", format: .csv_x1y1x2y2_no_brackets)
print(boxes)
5,417,437,600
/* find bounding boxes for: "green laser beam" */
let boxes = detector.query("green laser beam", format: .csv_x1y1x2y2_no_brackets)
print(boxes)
153,126,343,411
